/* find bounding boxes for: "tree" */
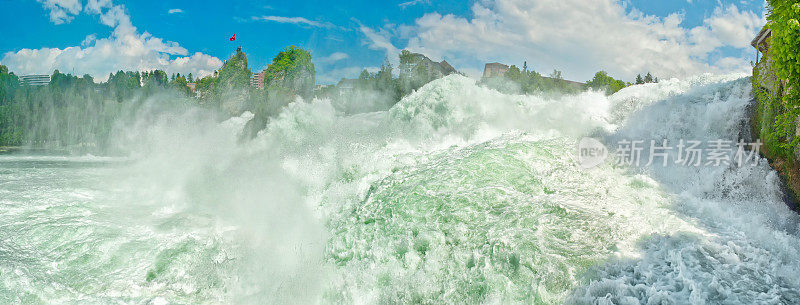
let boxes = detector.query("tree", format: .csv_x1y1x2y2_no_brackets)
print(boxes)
194,75,218,100
585,71,627,95
359,69,371,81
398,50,418,76
192,46,253,111
0,64,19,105
263,46,315,99
635,74,644,84
644,72,654,83
376,57,396,99
169,73,192,96
487,64,579,94
142,70,168,89
549,69,563,80
505,65,523,82
218,46,252,91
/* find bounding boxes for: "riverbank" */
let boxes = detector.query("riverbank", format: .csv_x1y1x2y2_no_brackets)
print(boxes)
0,146,20,154
0,146,76,156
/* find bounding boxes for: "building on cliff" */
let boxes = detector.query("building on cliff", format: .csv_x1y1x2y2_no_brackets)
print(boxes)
751,27,771,64
404,52,458,79
482,61,585,90
483,63,509,79
18,75,51,86
251,71,266,89
751,25,788,100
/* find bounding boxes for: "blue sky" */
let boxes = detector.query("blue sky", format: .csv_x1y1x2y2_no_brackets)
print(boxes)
0,0,767,84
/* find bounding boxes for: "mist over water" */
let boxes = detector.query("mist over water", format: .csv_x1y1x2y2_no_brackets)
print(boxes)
1,74,799,304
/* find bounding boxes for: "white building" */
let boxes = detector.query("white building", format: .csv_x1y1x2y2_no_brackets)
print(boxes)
18,75,51,86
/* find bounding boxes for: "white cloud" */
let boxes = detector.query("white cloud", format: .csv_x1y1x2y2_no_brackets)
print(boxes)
168,8,184,14
713,56,751,72
359,26,401,66
2,1,222,81
85,0,112,14
374,0,765,81
697,4,764,49
81,34,97,47
318,52,350,63
399,0,429,9
37,0,82,24
252,16,332,28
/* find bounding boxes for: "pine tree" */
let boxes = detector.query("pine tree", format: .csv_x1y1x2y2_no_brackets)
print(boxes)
644,72,654,83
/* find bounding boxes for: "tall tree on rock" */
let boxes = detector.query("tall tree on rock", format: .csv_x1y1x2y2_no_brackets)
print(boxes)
263,46,315,99
218,46,252,91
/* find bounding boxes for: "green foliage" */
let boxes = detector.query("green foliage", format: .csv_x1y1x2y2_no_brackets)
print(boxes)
585,71,627,95
0,65,21,145
194,75,218,100
328,51,453,113
0,70,124,147
480,65,581,95
754,1,800,161
218,47,252,91
142,70,169,90
241,46,315,137
193,47,253,111
264,46,315,99
0,66,201,148
635,72,659,85
0,46,460,147
353,58,399,99
107,71,142,102
169,73,192,96
753,64,794,164
549,69,563,80
767,1,800,92
0,65,19,105
644,72,654,83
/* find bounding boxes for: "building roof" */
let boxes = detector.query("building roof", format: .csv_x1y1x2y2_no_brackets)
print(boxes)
439,60,456,75
485,62,509,68
751,26,771,49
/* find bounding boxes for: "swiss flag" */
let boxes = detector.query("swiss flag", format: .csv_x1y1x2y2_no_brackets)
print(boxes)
229,34,235,41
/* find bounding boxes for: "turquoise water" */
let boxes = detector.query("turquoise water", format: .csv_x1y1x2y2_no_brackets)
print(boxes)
1,75,799,304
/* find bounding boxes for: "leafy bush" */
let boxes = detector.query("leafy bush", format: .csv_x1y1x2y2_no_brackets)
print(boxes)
585,71,627,95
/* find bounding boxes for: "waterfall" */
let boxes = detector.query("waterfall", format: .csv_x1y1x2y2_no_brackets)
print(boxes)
1,73,798,304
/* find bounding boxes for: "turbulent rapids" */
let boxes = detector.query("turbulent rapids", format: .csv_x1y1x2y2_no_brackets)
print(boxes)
1,74,799,304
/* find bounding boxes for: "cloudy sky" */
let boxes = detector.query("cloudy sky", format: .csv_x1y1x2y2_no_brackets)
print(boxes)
0,0,767,84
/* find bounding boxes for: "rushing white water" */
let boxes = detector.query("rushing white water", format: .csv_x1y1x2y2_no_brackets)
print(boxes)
1,74,799,304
